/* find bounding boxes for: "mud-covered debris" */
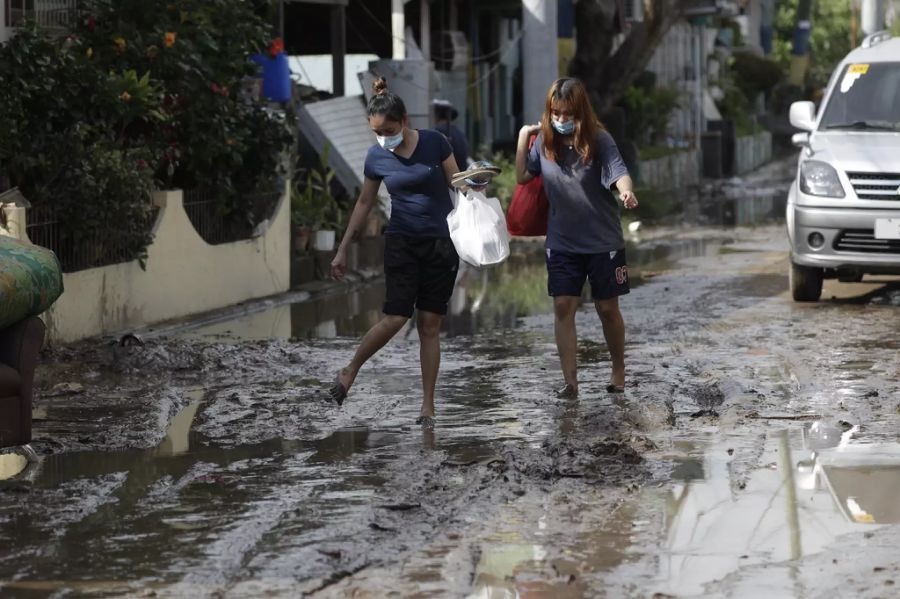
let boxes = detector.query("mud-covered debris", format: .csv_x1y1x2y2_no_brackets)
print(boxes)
690,408,719,418
693,382,725,409
44,382,85,397
378,503,421,511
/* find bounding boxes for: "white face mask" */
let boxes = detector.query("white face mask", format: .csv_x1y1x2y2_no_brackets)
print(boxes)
377,131,404,151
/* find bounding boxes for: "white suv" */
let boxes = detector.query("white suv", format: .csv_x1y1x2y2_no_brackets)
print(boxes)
787,31,900,301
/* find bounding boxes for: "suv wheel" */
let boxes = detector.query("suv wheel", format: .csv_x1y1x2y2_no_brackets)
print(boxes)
790,261,823,302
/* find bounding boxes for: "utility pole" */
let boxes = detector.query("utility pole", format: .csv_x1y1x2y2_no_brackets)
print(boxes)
392,0,406,59
522,0,558,124
861,0,885,35
851,0,859,47
788,0,812,87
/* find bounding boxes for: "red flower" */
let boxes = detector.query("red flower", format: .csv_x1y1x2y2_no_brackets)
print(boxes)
137,159,148,169
87,15,96,31
211,83,221,94
269,37,284,57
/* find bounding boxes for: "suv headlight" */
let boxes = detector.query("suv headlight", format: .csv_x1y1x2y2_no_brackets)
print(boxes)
799,160,845,198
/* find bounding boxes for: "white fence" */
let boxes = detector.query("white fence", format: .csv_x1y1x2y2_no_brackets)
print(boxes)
734,130,773,175
5,0,78,30
639,148,701,191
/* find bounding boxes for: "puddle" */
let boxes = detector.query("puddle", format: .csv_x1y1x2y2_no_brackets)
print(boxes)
649,425,899,596
188,236,729,342
446,423,900,598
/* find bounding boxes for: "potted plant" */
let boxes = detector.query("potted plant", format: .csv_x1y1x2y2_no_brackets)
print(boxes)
291,145,342,251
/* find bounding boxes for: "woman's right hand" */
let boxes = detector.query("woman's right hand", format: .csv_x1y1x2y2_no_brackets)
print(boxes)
518,123,541,141
330,248,347,281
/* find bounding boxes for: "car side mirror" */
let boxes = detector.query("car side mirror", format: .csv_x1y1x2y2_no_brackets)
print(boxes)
792,132,810,147
790,101,817,131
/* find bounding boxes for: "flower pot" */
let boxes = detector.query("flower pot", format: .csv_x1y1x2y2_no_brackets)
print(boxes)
312,229,335,251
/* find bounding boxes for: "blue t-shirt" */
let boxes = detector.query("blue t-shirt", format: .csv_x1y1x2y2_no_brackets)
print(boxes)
364,129,454,238
527,131,629,254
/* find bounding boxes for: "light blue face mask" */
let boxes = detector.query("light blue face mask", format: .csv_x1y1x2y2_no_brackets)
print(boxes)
377,131,404,151
552,119,576,135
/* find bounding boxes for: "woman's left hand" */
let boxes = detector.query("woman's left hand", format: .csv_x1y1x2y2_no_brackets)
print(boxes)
620,190,639,210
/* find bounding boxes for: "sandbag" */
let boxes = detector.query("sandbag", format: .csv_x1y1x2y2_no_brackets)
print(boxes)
446,189,510,267
0,236,64,329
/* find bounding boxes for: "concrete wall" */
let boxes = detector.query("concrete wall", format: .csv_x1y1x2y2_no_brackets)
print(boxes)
639,149,701,190
5,186,290,345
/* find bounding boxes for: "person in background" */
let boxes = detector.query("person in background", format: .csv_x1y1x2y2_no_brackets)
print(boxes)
514,77,639,399
328,78,461,430
432,98,470,169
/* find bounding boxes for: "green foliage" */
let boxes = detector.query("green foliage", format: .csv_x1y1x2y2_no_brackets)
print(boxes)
729,52,784,100
773,0,853,88
291,145,342,231
0,0,291,266
714,52,781,136
621,85,681,145
483,151,518,212
0,26,160,266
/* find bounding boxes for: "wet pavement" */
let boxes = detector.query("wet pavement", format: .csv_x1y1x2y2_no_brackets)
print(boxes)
3,162,900,597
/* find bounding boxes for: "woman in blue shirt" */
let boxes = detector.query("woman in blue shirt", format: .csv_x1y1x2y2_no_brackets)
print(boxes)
329,78,461,429
514,77,639,399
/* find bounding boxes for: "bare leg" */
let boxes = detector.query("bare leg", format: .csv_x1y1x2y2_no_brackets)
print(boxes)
337,314,409,393
594,297,626,387
554,296,581,393
417,310,443,417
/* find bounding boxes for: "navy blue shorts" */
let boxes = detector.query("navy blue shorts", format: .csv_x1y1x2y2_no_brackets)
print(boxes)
383,235,459,317
546,247,630,300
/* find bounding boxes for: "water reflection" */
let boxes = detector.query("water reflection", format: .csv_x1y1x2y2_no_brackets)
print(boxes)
192,236,731,343
655,426,900,596
190,248,554,341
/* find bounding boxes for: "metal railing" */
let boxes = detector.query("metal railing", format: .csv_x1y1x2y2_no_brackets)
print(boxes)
5,0,80,30
183,186,282,245
25,203,158,273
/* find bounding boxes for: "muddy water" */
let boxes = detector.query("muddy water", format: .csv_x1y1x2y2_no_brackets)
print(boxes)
187,235,727,342
4,215,900,597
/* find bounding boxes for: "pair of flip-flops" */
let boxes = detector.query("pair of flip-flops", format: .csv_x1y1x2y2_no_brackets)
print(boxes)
449,161,502,189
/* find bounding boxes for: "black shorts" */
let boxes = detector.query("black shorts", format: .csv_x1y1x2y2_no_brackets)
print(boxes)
546,247,630,300
384,235,459,317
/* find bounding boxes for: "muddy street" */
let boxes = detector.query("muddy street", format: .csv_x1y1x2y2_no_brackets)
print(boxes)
2,211,900,596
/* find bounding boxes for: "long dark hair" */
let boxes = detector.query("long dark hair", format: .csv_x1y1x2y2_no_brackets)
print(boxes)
540,77,604,164
367,77,406,123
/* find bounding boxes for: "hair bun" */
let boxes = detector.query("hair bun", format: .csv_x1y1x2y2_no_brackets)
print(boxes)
372,77,389,96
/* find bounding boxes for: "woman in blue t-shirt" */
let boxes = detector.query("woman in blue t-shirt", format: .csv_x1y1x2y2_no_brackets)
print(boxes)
328,78,461,429
514,77,639,399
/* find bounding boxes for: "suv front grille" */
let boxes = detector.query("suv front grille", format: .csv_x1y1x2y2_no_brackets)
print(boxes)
834,229,900,253
846,172,900,200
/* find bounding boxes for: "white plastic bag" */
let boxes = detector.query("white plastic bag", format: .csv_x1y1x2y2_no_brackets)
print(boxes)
446,189,510,267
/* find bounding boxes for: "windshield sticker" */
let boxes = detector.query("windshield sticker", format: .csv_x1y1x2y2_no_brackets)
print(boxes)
841,64,870,93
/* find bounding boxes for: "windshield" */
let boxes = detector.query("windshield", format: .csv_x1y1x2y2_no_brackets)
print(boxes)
819,61,900,131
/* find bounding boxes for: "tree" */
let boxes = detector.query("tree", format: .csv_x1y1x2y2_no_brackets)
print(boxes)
774,0,853,89
569,0,692,115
